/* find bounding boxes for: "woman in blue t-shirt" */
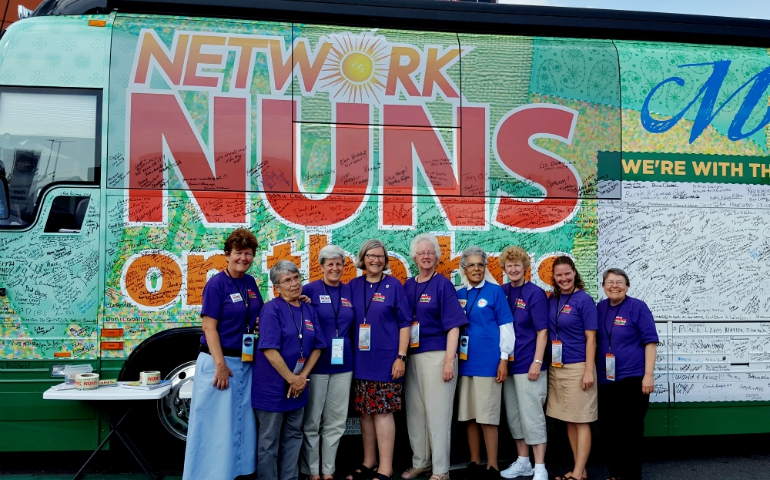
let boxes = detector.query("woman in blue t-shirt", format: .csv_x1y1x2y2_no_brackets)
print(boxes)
596,268,658,480
546,256,598,480
456,246,515,480
300,245,356,480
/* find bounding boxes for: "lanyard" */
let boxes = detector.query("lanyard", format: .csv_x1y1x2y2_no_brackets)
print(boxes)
225,269,251,333
281,299,305,359
506,281,526,316
553,288,575,340
602,297,626,353
363,274,384,324
323,281,342,337
411,272,436,320
464,284,483,323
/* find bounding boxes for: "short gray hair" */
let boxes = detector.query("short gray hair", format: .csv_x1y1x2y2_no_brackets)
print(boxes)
355,239,390,270
270,260,300,285
459,246,487,269
409,233,441,261
602,268,630,287
318,245,346,265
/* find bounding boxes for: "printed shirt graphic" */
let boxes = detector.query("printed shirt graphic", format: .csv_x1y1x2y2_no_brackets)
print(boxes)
200,271,264,350
547,289,598,365
457,282,514,377
349,275,412,383
503,282,549,374
302,280,356,374
404,275,468,354
596,296,658,384
253,300,327,412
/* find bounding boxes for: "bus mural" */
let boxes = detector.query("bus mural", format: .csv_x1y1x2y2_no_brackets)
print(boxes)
1,2,770,454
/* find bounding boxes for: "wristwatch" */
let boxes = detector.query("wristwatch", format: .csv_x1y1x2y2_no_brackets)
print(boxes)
533,359,543,364
397,354,408,362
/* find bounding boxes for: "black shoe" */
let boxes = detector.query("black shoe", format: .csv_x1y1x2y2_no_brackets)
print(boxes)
485,467,500,480
463,462,482,480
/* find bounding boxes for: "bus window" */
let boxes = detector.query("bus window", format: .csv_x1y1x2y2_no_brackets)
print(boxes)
43,195,90,233
0,88,100,227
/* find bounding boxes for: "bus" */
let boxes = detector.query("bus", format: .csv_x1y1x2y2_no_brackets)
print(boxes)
2,0,770,462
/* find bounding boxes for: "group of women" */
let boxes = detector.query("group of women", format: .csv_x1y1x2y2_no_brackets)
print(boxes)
183,228,659,480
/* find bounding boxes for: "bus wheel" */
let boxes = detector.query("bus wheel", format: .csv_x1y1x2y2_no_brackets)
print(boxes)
157,360,196,440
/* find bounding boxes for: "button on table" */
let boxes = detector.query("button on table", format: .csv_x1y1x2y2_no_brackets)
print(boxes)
44,383,172,480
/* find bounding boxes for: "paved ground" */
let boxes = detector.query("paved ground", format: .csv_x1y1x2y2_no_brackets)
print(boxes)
2,433,769,479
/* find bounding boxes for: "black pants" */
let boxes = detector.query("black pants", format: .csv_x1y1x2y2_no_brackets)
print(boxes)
597,376,650,480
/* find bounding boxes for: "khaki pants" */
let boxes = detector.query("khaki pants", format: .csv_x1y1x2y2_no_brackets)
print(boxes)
404,350,457,474
300,371,353,475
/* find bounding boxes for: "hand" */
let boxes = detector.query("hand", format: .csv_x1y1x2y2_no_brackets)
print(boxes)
642,373,655,395
213,362,233,390
392,357,406,380
299,294,311,304
527,361,542,381
254,316,260,335
287,373,308,398
495,359,508,383
582,370,594,390
442,359,455,382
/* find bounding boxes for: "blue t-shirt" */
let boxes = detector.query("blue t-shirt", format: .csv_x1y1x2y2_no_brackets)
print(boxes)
302,280,355,374
596,296,659,384
404,274,468,354
349,275,412,383
253,299,327,412
547,289,598,365
503,282,549,375
457,282,514,377
200,271,264,351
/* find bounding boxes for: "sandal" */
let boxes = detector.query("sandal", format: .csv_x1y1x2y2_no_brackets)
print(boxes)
402,467,432,480
376,474,393,480
429,474,449,480
554,474,576,480
346,465,377,480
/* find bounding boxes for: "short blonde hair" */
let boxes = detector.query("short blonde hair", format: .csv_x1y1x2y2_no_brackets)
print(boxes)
498,246,530,270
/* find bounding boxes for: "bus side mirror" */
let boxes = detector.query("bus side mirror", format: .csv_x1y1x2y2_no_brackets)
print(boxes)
0,177,9,220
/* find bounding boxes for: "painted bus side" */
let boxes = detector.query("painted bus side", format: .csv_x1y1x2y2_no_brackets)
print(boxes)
1,3,770,453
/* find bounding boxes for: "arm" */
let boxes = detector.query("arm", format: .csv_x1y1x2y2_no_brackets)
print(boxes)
392,326,410,380
528,329,548,381
263,349,307,398
202,315,233,390
300,348,322,378
443,327,459,382
583,330,596,390
497,322,515,383
642,342,657,394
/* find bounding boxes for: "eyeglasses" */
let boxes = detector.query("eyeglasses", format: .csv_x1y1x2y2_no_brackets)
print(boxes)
416,251,437,257
466,263,485,269
604,281,627,286
279,276,303,287
365,254,386,260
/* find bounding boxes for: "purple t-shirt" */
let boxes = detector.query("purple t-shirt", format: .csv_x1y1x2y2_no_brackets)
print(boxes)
200,271,264,351
547,289,597,365
596,296,658,384
503,282,549,374
253,299,327,412
349,275,412,383
302,280,355,374
404,274,468,354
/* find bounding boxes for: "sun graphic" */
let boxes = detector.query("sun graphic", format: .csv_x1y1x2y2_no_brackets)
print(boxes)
319,32,390,104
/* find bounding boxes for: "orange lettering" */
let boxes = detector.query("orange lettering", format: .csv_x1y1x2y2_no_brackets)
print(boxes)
385,46,421,97
422,47,460,98
133,31,190,85
183,35,227,88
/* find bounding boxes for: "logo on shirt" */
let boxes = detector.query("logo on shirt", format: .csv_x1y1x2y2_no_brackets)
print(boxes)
459,299,467,308
304,319,314,330
247,289,258,299
319,295,332,304
477,299,488,308
230,293,243,303
515,299,527,309
420,294,431,303
342,298,352,307
614,316,627,326
560,304,572,314
372,293,386,302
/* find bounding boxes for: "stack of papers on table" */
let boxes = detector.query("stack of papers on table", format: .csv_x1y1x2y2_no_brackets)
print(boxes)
119,380,172,390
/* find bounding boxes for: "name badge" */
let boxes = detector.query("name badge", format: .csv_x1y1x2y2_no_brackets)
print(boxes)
605,353,616,381
331,338,344,365
359,324,371,351
230,293,243,303
409,321,420,348
551,340,563,368
293,357,306,375
319,295,332,304
459,335,469,360
242,333,255,362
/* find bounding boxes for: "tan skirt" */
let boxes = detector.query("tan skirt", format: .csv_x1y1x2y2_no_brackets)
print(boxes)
546,363,598,423
457,376,502,425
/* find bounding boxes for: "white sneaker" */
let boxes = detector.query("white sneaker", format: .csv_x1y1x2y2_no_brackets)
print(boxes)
500,462,533,479
532,467,548,480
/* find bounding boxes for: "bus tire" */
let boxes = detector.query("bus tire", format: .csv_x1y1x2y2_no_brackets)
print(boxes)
117,326,202,469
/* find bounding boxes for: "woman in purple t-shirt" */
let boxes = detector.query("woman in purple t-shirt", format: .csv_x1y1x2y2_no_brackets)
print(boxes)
546,256,597,480
596,268,658,480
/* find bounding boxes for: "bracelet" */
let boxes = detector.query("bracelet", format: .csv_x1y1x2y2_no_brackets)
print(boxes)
533,359,543,364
